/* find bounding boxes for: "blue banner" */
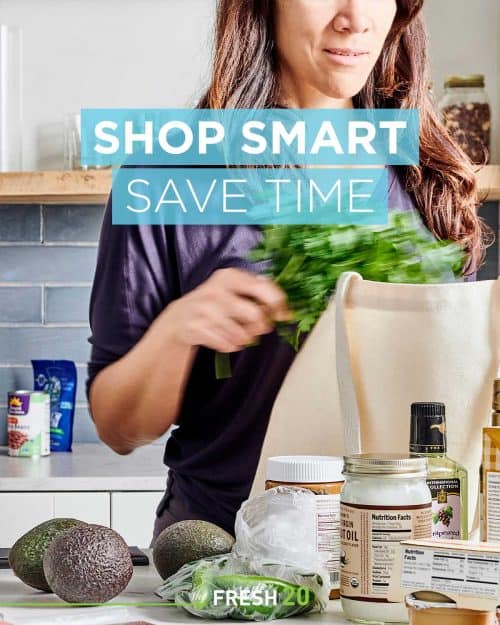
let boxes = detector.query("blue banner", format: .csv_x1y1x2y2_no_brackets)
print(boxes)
111,166,388,226
81,108,419,167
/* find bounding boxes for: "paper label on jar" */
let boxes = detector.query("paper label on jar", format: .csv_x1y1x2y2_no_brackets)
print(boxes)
400,545,500,598
428,478,461,540
340,502,432,602
316,494,341,590
486,472,500,543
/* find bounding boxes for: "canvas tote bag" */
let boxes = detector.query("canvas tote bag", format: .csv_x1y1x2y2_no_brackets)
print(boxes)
250,272,500,535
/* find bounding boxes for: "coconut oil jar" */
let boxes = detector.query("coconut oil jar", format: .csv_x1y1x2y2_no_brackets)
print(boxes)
340,454,432,623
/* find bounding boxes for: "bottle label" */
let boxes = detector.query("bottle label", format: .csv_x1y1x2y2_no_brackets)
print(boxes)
428,478,461,540
340,502,432,602
486,472,500,543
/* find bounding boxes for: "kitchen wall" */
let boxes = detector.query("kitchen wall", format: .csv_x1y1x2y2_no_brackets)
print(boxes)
0,0,498,168
0,0,215,170
0,203,103,444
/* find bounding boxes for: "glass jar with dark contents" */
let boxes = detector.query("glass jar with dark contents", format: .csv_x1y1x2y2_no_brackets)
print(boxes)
439,74,491,165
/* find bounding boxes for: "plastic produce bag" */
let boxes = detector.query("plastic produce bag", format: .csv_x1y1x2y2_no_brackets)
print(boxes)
156,487,329,620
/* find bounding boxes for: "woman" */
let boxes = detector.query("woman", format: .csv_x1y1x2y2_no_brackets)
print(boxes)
87,0,487,540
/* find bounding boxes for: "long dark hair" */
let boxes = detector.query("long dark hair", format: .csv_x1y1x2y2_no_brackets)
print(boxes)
198,0,490,275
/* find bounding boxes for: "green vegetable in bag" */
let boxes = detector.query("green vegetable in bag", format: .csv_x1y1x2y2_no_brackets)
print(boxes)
156,554,325,621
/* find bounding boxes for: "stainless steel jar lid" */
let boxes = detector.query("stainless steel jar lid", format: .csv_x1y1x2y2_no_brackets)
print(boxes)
444,74,485,89
343,453,428,477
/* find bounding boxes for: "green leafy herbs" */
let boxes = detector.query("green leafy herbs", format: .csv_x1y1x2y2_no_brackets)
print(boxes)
249,212,465,350
215,212,465,378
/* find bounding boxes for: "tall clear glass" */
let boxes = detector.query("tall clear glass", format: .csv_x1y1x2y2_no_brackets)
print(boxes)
0,25,23,172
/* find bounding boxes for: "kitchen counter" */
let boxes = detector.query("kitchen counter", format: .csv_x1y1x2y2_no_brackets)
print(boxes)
0,562,350,624
0,444,167,492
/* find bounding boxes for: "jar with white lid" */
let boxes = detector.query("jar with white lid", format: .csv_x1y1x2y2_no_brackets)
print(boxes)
340,454,432,623
266,455,344,599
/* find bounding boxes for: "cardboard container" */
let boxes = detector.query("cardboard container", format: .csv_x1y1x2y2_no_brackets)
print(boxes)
406,594,496,625
389,539,500,612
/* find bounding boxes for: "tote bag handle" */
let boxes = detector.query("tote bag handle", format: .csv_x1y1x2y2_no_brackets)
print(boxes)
335,271,363,455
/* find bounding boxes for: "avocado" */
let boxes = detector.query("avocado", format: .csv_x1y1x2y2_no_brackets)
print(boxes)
9,518,86,592
153,520,235,580
43,524,133,604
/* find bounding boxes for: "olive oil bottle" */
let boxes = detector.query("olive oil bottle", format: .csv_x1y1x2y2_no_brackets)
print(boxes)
481,379,500,542
409,402,468,540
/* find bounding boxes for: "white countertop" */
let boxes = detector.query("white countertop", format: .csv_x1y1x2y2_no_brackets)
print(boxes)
0,560,349,625
0,444,168,492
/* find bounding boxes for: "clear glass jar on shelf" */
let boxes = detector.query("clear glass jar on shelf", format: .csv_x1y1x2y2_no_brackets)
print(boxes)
439,74,491,165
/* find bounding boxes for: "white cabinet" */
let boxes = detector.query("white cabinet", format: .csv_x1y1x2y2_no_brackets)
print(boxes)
0,491,163,547
53,493,110,526
111,492,163,547
0,493,111,547
0,444,167,548
0,493,54,546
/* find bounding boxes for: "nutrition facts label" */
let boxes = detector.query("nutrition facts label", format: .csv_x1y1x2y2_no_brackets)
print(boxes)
340,503,431,601
401,546,500,598
486,473,500,543
316,494,341,589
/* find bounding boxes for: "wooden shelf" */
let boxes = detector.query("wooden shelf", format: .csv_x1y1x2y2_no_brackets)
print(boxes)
477,165,500,202
0,166,499,205
0,169,111,204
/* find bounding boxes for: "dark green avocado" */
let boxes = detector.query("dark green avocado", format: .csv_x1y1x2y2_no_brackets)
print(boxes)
42,524,133,603
153,519,235,580
9,518,86,592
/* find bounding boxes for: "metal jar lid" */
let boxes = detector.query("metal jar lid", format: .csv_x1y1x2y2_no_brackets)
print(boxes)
444,74,485,89
267,455,344,484
343,453,428,477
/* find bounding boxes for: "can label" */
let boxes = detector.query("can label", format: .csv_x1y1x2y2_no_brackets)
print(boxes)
7,391,51,457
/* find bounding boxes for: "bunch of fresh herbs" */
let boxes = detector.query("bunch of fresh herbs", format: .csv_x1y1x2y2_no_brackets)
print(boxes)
215,212,465,378
250,212,465,349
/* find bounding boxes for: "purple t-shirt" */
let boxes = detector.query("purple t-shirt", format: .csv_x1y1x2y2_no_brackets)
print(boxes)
87,167,419,535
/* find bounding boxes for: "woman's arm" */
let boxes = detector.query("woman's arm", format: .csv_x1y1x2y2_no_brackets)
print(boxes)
89,268,291,454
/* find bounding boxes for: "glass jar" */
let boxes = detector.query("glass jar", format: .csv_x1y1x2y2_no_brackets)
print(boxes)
266,455,344,600
0,25,23,172
439,74,491,165
340,454,432,623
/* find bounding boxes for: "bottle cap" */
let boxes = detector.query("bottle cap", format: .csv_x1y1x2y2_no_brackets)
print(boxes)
410,402,447,454
267,455,344,484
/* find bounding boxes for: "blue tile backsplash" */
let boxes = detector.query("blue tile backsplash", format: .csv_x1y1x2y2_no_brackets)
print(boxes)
0,201,497,447
0,203,105,444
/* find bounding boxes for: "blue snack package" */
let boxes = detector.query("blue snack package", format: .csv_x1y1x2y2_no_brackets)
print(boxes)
32,360,77,452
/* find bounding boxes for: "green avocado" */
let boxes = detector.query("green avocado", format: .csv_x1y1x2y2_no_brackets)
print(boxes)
42,524,133,604
9,518,87,592
153,519,235,580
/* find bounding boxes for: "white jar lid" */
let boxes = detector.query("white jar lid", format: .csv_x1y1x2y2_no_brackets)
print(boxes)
267,455,344,484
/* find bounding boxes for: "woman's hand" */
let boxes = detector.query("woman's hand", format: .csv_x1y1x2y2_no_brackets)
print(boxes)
162,268,293,353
